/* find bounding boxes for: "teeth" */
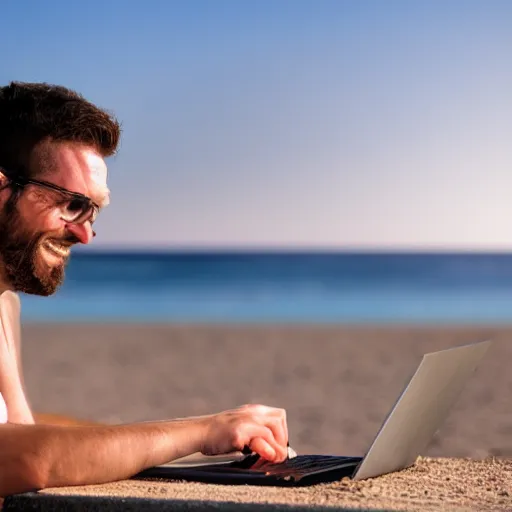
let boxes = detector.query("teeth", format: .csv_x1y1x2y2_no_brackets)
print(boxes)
43,240,70,258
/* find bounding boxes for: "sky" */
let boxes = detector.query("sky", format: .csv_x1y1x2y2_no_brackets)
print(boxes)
2,0,512,250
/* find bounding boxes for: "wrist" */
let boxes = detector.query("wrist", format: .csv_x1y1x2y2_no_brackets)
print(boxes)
164,415,212,460
194,414,213,455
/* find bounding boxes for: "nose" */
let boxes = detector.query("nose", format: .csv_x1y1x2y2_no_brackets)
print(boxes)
65,222,94,245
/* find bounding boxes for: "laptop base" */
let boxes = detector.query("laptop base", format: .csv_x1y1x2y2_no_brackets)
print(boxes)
134,455,363,487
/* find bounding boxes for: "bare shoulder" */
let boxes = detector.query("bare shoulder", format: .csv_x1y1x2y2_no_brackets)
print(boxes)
0,290,23,357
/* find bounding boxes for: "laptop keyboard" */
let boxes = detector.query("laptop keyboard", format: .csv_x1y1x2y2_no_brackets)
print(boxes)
135,454,363,486
233,454,361,480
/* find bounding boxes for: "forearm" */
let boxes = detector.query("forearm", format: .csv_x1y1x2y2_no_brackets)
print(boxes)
33,412,102,426
0,418,207,497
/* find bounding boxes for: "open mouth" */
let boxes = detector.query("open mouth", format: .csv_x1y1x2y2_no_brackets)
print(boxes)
41,240,71,259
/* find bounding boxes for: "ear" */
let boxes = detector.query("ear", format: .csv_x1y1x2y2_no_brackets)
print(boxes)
0,170,10,193
0,170,8,188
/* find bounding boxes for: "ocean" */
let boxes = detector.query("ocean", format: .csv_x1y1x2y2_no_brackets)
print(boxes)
18,251,512,324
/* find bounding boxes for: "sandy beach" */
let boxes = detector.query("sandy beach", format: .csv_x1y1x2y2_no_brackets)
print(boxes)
16,323,512,510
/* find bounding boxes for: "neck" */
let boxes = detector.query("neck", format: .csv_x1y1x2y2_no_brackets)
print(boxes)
0,263,13,295
0,279,12,296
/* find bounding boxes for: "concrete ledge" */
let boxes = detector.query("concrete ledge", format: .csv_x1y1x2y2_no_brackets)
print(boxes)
3,493,392,512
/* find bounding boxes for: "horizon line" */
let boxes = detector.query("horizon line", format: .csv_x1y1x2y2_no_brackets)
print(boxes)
72,245,512,255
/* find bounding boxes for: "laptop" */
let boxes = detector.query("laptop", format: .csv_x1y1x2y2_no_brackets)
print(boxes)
135,340,491,487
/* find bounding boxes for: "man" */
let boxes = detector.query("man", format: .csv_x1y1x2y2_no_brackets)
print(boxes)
0,82,289,497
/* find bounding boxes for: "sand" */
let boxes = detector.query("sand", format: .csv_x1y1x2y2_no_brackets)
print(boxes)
14,323,512,510
33,457,512,511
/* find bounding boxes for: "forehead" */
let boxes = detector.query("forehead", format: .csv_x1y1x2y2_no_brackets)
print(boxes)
30,141,110,207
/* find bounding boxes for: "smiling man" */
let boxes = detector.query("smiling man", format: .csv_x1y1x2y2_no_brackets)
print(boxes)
0,82,288,497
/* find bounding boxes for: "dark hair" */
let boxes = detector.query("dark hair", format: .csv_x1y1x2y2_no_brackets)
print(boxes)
0,81,121,177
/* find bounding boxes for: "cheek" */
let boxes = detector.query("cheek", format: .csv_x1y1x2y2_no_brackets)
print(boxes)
43,208,63,226
38,212,68,239
18,199,64,234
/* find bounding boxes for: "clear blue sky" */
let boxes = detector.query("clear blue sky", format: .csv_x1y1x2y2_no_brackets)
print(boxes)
2,0,512,249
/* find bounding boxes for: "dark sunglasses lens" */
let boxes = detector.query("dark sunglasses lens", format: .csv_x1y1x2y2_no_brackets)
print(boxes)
63,198,89,221
90,206,99,223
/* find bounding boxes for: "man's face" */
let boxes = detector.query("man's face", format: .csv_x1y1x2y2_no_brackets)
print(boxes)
0,141,110,295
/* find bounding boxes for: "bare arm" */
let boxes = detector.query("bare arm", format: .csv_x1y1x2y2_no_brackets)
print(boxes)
0,404,288,498
0,417,205,496
0,296,289,496
1,295,100,427
33,413,101,426
0,294,33,424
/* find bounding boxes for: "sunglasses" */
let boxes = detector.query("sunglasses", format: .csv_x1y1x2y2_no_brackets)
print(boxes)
1,168,100,225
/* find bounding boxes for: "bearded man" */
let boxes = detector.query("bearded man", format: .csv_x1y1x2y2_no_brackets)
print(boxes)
0,81,288,497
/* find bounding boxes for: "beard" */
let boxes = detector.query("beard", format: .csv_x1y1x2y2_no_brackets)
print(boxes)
0,199,76,296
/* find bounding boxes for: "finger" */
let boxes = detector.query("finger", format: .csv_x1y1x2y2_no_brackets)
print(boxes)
259,409,288,459
248,424,286,462
264,417,288,461
238,406,288,461
248,436,276,461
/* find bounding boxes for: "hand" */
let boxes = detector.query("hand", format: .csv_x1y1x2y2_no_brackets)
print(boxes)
199,404,289,463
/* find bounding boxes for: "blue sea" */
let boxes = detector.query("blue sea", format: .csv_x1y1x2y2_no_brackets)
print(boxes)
18,252,512,324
